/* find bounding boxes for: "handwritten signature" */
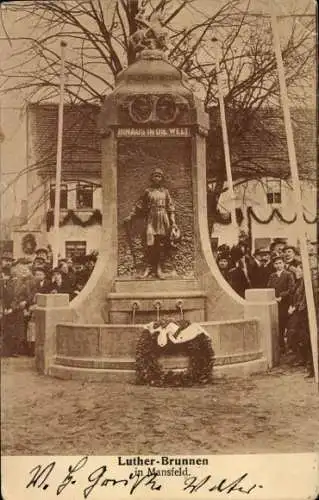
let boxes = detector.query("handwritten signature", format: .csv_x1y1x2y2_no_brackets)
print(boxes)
183,474,263,495
26,457,263,497
26,457,161,497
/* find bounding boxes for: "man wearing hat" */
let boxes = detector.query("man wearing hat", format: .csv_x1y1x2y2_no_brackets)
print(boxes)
124,168,179,279
270,238,286,251
57,258,76,295
1,251,14,355
283,245,300,273
260,247,274,282
251,248,272,288
24,266,52,355
228,245,254,298
35,247,49,261
32,266,52,294
51,267,68,295
216,253,231,284
86,253,97,277
1,250,14,275
267,253,295,355
1,257,32,356
1,270,17,356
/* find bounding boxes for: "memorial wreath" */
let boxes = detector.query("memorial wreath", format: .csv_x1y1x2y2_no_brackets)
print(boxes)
135,319,214,387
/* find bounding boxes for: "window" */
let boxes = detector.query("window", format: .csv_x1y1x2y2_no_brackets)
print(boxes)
65,241,87,259
254,238,271,252
266,179,281,204
50,184,68,209
0,240,13,253
76,182,93,209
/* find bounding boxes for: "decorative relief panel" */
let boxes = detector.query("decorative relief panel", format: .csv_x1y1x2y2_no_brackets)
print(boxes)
117,138,194,278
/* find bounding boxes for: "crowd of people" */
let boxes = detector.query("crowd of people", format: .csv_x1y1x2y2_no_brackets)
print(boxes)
0,236,315,378
0,247,98,358
215,236,315,378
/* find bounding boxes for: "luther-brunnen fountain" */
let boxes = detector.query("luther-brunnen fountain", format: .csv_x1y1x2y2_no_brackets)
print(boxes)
34,19,279,381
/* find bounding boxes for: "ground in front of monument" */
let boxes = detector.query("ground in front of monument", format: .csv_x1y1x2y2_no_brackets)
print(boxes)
2,358,318,455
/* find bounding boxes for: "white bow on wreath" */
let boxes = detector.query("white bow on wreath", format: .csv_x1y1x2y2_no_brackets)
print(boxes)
144,321,210,347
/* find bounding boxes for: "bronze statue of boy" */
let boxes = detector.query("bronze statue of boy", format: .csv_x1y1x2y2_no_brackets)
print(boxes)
124,168,179,279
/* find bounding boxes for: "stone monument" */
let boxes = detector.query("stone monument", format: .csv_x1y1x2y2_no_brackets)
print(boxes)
35,13,279,380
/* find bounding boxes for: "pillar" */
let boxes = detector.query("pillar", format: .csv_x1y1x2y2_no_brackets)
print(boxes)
34,293,73,374
244,288,280,368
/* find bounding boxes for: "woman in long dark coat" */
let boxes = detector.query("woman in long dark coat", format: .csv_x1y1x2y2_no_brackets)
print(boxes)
1,261,33,356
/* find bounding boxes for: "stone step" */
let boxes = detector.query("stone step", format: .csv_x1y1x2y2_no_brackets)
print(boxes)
55,355,135,370
54,351,263,371
113,279,201,293
49,364,135,383
49,357,268,382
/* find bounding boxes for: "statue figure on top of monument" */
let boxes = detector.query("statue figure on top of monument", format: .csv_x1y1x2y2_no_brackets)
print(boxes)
124,168,180,279
129,8,168,57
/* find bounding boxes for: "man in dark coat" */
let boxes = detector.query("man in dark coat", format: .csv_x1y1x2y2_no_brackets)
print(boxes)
267,254,295,355
51,267,69,295
1,263,30,356
58,259,75,296
73,255,90,286
260,248,274,285
10,260,35,355
283,245,300,273
216,253,231,284
32,267,52,295
24,266,51,356
250,249,271,288
1,265,16,356
270,239,286,257
33,247,51,272
1,251,14,275
34,247,49,262
228,245,253,298
287,264,314,377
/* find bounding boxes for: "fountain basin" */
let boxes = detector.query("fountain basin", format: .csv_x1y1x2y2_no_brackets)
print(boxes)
48,318,267,381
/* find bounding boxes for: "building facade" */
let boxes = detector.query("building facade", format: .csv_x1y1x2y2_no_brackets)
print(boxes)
2,103,317,260
14,103,102,259
209,177,317,251
207,106,317,252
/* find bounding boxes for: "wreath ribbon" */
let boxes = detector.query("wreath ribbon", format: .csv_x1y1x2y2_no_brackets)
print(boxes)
144,320,209,346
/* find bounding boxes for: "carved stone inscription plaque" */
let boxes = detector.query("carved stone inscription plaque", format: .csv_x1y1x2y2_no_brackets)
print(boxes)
117,138,194,278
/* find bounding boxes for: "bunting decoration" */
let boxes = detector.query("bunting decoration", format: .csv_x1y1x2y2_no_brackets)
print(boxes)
247,206,318,225
46,209,102,231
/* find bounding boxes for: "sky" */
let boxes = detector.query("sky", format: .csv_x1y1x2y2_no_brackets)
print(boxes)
0,0,315,105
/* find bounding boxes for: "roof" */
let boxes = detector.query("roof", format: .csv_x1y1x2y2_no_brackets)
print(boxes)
28,103,316,181
207,107,316,181
27,103,101,177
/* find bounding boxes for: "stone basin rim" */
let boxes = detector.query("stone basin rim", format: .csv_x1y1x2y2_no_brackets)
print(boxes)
56,317,260,328
55,351,263,364
107,291,206,299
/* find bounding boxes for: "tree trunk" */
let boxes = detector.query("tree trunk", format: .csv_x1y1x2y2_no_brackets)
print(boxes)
126,0,139,65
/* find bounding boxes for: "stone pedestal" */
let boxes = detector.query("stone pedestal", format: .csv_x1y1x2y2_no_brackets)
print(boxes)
244,288,280,368
105,279,206,324
34,294,73,374
69,51,246,325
